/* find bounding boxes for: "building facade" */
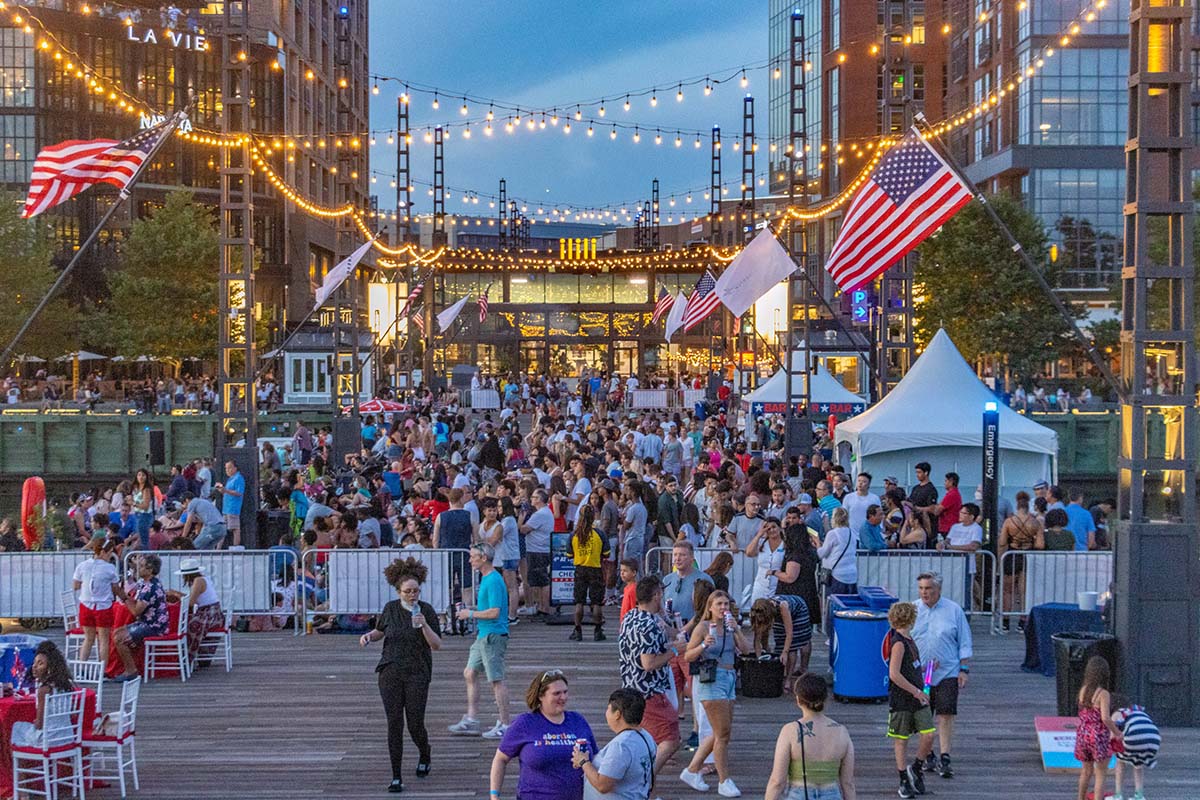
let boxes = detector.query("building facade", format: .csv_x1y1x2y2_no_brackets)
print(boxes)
0,1,371,339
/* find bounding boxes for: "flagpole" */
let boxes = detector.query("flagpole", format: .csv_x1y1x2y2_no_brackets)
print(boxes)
0,107,193,368
913,113,1125,402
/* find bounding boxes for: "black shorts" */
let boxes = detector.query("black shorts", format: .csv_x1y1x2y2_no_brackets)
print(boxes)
573,566,604,606
527,552,551,588
930,676,959,716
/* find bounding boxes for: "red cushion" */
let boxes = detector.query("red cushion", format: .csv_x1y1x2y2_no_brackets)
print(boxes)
66,628,84,636
205,628,228,635
13,742,80,756
144,634,184,642
85,730,134,744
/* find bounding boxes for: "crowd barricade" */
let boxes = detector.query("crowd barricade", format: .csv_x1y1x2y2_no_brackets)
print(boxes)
0,551,82,619
469,389,501,410
996,550,1112,631
627,389,670,410
679,389,707,409
122,550,280,617
643,547,758,607
299,547,472,634
855,549,995,618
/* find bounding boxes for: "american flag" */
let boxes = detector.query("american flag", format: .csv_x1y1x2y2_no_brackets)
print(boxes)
400,281,424,317
478,289,489,323
651,287,675,325
22,117,177,219
411,308,426,335
682,270,720,332
823,128,973,291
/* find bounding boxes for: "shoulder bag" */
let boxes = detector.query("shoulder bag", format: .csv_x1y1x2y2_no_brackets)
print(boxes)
819,531,853,587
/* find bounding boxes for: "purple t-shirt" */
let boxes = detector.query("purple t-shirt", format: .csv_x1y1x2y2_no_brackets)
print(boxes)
498,710,597,800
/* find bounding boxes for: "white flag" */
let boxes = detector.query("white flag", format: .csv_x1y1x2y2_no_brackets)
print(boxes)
713,228,797,318
313,236,376,311
437,295,471,332
664,290,688,342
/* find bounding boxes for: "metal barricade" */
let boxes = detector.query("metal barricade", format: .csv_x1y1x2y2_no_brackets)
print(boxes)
0,551,83,620
121,550,281,617
856,549,996,619
996,550,1112,630
299,548,472,634
680,389,706,409
627,389,670,410
643,547,757,607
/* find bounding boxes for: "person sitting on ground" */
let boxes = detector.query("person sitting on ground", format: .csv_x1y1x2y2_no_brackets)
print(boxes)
111,554,170,681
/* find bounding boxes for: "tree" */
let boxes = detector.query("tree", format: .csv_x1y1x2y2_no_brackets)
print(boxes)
97,190,220,360
914,191,1080,381
0,192,82,360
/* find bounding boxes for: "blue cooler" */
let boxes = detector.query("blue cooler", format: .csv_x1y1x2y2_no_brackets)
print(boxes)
0,634,47,690
828,586,898,702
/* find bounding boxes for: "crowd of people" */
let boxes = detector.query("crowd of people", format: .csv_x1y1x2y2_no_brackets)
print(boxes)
0,367,1145,798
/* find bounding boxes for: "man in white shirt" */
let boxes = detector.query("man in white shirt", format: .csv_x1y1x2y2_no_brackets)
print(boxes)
565,456,593,525
913,571,973,780
518,488,555,616
939,502,983,606
840,472,881,534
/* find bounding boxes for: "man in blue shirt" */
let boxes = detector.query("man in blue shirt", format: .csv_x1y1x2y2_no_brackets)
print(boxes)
217,460,245,547
913,571,973,780
857,504,887,551
1064,488,1096,551
450,543,511,740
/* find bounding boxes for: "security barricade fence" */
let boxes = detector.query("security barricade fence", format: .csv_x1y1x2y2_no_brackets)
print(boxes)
299,547,473,635
0,551,83,620
643,547,758,609
996,550,1113,632
121,550,282,619
856,549,995,618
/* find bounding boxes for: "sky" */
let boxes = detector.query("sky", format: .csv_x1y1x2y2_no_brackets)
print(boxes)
367,1,769,226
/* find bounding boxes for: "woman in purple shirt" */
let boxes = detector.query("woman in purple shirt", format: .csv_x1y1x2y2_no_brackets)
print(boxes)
490,670,597,800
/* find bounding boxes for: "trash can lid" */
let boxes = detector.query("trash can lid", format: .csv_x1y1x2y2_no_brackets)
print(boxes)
1050,631,1116,642
834,609,888,619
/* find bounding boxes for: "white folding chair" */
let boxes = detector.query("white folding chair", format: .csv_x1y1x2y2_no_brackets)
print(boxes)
198,608,234,672
11,689,86,800
61,590,85,662
85,677,140,798
143,602,190,683
67,659,104,714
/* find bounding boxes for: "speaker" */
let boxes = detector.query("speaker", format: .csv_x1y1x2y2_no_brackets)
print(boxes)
785,417,814,458
331,417,361,468
147,430,166,465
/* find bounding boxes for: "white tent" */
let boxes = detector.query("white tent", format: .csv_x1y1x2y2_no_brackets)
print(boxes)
833,328,1057,498
742,362,866,438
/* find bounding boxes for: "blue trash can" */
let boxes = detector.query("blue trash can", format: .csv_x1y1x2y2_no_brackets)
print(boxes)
829,587,898,702
0,634,48,691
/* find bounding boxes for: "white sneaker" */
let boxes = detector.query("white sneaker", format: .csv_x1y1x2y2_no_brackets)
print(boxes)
717,778,741,797
481,721,508,739
678,767,710,792
447,715,481,736
517,606,537,616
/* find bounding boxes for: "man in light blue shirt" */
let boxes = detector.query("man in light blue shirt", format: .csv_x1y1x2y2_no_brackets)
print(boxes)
1064,488,1096,551
636,429,663,463
217,460,245,547
913,571,973,780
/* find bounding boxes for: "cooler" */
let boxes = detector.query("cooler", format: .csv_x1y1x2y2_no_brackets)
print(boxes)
829,586,898,702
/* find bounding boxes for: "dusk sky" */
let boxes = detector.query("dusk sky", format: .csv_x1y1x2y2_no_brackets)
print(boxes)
367,2,769,224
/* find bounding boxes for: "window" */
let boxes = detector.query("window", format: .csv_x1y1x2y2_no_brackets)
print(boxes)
830,0,841,50
0,115,34,184
912,11,926,43
1032,169,1124,288
0,28,34,108
1018,48,1126,146
912,64,926,101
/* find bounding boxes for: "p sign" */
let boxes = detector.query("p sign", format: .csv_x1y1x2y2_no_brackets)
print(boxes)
850,289,870,324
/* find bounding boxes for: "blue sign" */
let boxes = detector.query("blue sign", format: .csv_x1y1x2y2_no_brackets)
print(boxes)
850,289,870,324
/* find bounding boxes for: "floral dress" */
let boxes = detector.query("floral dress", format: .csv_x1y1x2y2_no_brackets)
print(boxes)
1074,704,1112,762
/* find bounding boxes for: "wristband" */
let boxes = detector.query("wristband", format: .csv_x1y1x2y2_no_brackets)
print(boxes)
469,610,475,619
959,665,969,673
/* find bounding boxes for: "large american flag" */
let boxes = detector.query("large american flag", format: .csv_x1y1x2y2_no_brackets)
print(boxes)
22,118,176,219
651,287,675,325
682,270,720,332
411,308,426,335
478,289,489,323
400,281,424,317
823,128,973,292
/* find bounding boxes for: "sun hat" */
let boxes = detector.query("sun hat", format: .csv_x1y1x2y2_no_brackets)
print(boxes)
177,558,205,576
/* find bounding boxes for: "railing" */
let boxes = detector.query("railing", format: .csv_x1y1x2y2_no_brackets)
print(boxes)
995,550,1112,631
643,546,758,607
459,389,501,409
0,551,83,619
856,549,995,617
298,547,473,635
121,549,283,618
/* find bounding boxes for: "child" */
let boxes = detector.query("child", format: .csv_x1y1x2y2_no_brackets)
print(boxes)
1076,656,1122,800
1110,695,1160,800
618,557,640,624
885,601,935,799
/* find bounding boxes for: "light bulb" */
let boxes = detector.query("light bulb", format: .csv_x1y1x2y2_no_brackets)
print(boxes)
740,70,748,87
633,127,641,142
432,92,439,109
371,83,379,95
587,125,594,136
654,131,662,145
674,134,681,147
575,106,582,120
610,127,617,140
624,96,631,111
704,82,712,96
598,103,606,117
460,99,468,115
676,85,683,102
650,93,657,106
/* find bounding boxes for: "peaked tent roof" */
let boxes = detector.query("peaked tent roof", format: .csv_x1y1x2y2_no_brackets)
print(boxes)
834,328,1057,457
743,362,866,409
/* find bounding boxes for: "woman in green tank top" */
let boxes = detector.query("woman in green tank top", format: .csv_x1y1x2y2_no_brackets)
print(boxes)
765,673,857,800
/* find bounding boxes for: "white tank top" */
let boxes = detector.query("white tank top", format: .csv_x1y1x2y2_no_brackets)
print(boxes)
192,576,220,608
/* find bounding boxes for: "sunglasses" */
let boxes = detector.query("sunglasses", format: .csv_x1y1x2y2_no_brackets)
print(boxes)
540,669,566,683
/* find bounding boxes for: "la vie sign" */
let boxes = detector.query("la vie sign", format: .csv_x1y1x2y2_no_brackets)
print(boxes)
125,26,208,52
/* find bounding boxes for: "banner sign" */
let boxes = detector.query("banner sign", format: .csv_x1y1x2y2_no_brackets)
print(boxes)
550,531,576,606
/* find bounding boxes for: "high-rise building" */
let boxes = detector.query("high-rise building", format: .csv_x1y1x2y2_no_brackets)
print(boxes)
0,1,370,330
944,0,1128,293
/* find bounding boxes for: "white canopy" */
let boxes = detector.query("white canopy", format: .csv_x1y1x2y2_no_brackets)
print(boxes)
834,329,1057,496
743,362,866,439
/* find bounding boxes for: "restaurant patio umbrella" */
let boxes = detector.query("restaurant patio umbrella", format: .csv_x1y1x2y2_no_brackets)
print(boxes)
53,351,107,362
14,354,45,363
342,398,408,414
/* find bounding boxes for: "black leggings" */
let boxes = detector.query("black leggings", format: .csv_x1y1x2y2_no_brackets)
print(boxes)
377,664,431,778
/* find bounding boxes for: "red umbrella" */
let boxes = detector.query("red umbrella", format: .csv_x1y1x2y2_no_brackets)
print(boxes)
342,398,408,414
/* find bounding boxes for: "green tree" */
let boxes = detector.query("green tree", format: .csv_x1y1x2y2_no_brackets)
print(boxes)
98,190,220,360
0,193,81,359
914,191,1079,380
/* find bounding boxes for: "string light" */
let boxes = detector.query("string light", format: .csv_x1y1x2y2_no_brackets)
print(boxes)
432,91,439,109
460,98,469,115
676,84,684,102
624,95,631,111
739,70,748,87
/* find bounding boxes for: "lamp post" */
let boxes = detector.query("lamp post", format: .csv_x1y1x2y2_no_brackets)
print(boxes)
981,401,1000,553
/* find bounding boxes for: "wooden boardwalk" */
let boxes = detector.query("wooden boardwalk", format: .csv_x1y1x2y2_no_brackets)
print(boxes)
23,614,1200,799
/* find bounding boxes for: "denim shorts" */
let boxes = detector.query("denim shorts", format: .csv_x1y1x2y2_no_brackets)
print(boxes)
695,668,736,702
784,785,842,800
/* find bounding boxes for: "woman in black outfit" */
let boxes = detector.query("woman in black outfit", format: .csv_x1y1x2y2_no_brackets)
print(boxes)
779,523,822,634
360,557,443,793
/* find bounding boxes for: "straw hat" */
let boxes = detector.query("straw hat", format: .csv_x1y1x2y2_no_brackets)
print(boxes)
177,558,205,576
